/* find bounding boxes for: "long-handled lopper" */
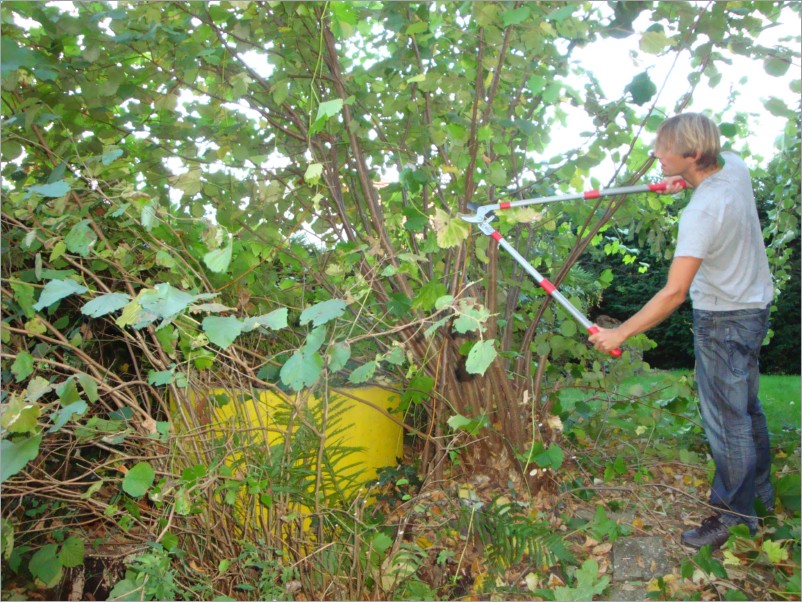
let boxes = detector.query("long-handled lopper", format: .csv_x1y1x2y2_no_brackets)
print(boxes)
459,181,686,358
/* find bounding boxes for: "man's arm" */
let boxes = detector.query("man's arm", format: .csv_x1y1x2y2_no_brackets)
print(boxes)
589,256,702,354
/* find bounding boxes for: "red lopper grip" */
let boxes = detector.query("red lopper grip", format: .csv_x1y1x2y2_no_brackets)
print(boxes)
649,180,688,192
587,325,622,358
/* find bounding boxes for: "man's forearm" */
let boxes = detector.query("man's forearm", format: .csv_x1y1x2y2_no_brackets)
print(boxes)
618,287,688,339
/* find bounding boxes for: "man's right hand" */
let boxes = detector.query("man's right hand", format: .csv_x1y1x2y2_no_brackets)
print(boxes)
589,326,628,356
663,176,689,193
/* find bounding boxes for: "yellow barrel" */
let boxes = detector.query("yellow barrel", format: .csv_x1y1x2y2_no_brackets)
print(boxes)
175,385,404,503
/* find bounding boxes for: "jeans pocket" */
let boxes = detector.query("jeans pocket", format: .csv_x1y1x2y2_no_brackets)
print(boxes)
724,317,767,377
693,312,715,350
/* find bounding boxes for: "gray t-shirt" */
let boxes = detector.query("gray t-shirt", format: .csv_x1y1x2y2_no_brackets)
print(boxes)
674,151,773,311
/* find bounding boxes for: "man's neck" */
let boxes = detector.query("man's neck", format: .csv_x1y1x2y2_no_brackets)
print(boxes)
685,162,722,188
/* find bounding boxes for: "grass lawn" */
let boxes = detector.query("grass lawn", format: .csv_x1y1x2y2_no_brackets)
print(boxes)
759,373,802,434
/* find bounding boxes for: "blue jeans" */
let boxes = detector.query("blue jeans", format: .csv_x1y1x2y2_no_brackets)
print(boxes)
693,306,773,531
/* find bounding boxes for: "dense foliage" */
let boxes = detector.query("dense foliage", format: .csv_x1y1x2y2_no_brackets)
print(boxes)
1,1,799,599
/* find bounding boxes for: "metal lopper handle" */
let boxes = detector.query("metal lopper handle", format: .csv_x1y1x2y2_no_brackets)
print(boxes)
491,231,623,358
462,180,687,358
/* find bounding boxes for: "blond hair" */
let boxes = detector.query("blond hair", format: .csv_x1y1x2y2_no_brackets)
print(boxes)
655,113,721,170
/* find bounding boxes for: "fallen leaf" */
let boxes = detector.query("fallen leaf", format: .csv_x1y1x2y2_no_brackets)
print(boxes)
547,573,565,587
141,415,158,435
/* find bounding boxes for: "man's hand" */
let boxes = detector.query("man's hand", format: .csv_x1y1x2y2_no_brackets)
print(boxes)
663,175,688,193
589,326,628,355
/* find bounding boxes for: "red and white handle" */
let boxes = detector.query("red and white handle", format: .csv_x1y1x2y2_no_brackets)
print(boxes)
485,226,622,358
489,180,687,213
465,180,687,358
586,325,622,358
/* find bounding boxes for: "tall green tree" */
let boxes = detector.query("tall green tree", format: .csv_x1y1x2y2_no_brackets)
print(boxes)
2,5,799,590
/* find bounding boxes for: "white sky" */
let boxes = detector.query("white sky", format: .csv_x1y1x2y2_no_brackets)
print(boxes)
566,9,800,173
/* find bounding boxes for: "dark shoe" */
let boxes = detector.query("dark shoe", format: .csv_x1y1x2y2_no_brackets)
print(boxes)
681,514,732,550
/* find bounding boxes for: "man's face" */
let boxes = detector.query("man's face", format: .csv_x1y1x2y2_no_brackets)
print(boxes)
652,145,697,178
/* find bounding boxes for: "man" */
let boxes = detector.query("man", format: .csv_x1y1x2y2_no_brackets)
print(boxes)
589,113,775,550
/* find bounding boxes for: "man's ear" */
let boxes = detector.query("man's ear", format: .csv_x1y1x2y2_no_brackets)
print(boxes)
683,149,703,163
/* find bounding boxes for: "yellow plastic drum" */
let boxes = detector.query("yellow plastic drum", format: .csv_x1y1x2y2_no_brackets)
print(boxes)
177,385,404,499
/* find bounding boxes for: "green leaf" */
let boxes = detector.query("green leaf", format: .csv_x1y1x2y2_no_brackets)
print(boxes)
447,413,488,435
406,21,428,35
56,378,81,406
59,536,85,568
304,162,323,185
402,205,428,232
1,37,44,75
328,342,351,373
299,299,347,327
0,396,41,434
25,376,52,403
204,242,233,273
108,576,144,601
776,472,800,513
33,279,88,311
315,98,343,122
28,180,71,198
11,281,36,318
625,72,657,106
147,368,175,386
553,558,608,600
181,463,207,484
123,462,155,498
412,280,448,312
349,360,377,384
502,6,530,26
101,149,124,165
241,308,288,332
64,220,98,257
175,488,192,515
639,30,670,54
719,122,738,138
170,168,202,196
48,400,88,433
141,204,156,231
77,373,99,403
202,316,244,349
2,518,13,561
371,532,394,557
432,208,470,248
560,319,577,337
547,4,576,21
81,293,131,318
764,56,791,77
161,532,179,552
11,351,34,382
280,349,324,391
452,302,490,334
533,444,564,470
1,435,42,483
488,162,507,187
304,325,327,353
140,284,196,321
29,544,62,588
465,339,497,375
383,345,406,366
763,97,795,119
761,540,789,564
